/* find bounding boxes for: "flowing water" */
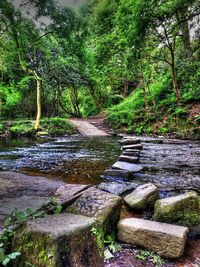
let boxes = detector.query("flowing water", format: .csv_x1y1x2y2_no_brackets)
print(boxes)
0,135,121,185
0,135,200,192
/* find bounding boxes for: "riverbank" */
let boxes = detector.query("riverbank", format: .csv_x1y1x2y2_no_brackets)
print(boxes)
106,94,200,140
0,117,76,138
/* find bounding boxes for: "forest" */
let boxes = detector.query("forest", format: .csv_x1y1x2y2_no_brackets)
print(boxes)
0,1,200,267
0,0,199,137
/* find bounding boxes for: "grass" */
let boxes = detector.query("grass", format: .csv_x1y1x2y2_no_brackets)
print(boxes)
2,117,77,137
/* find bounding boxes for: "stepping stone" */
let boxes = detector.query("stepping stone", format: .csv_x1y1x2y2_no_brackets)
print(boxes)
112,161,143,172
123,151,140,157
120,139,141,145
124,183,159,209
119,155,139,163
13,213,104,267
153,191,200,226
104,169,133,179
66,187,122,233
118,218,189,259
98,182,136,196
55,184,89,208
122,144,143,150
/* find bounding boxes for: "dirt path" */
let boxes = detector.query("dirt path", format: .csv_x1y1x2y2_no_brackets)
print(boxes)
70,117,111,136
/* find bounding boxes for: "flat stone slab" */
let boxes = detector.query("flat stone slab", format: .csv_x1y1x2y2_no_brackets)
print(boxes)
13,213,104,267
112,161,143,172
0,196,50,217
123,151,140,157
120,139,141,145
103,169,133,179
98,182,136,196
124,183,159,209
55,184,89,207
0,172,89,229
119,155,139,163
122,144,143,150
0,171,65,198
118,218,189,259
66,187,122,233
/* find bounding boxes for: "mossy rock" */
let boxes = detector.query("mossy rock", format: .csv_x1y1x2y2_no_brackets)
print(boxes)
153,191,200,227
66,187,122,235
12,213,104,267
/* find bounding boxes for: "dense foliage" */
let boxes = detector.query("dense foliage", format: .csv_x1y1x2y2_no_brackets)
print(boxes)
0,0,199,137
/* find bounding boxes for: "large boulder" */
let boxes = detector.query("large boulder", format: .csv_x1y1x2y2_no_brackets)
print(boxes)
153,191,200,226
66,187,122,233
124,183,159,209
13,213,104,267
118,218,188,259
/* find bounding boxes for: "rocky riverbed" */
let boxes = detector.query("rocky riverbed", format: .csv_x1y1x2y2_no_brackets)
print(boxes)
0,133,200,266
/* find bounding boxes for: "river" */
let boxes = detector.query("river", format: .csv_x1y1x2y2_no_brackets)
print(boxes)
0,135,200,194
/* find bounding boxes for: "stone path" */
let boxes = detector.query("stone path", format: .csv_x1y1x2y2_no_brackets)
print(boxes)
70,118,110,136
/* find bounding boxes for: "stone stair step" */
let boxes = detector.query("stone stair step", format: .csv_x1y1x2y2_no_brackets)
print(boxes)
119,155,139,163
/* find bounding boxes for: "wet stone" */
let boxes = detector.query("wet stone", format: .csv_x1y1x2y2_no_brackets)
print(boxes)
98,182,136,196
119,155,139,163
120,139,141,145
66,187,122,233
118,218,188,259
123,151,140,157
103,169,134,179
124,183,159,210
112,161,143,172
122,144,143,150
13,213,104,267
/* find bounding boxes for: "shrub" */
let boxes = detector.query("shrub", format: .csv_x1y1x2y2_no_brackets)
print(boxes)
41,117,76,135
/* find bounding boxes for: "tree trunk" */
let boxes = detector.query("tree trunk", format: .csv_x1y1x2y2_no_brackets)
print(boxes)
170,51,181,103
181,20,193,59
147,84,156,107
34,72,42,130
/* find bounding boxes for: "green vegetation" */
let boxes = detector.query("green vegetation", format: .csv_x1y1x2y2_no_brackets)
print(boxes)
136,249,165,266
0,0,199,138
0,197,62,266
1,117,76,137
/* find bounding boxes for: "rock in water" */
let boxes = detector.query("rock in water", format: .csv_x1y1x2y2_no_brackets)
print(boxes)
120,139,141,145
112,161,143,172
119,155,139,163
124,183,159,209
153,191,200,226
118,218,188,259
98,182,136,196
103,169,133,179
66,187,122,233
122,144,143,150
13,213,104,267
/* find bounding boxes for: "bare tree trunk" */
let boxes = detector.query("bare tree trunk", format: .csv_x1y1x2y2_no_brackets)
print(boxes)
34,72,42,130
170,51,182,103
147,84,156,107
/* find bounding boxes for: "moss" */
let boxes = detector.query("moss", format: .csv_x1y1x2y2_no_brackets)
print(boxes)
154,195,200,227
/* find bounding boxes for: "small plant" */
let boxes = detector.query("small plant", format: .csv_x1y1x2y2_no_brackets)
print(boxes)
104,231,121,253
0,197,63,266
136,249,165,266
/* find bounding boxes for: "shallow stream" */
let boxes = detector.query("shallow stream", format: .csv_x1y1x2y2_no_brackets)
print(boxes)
0,135,200,192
